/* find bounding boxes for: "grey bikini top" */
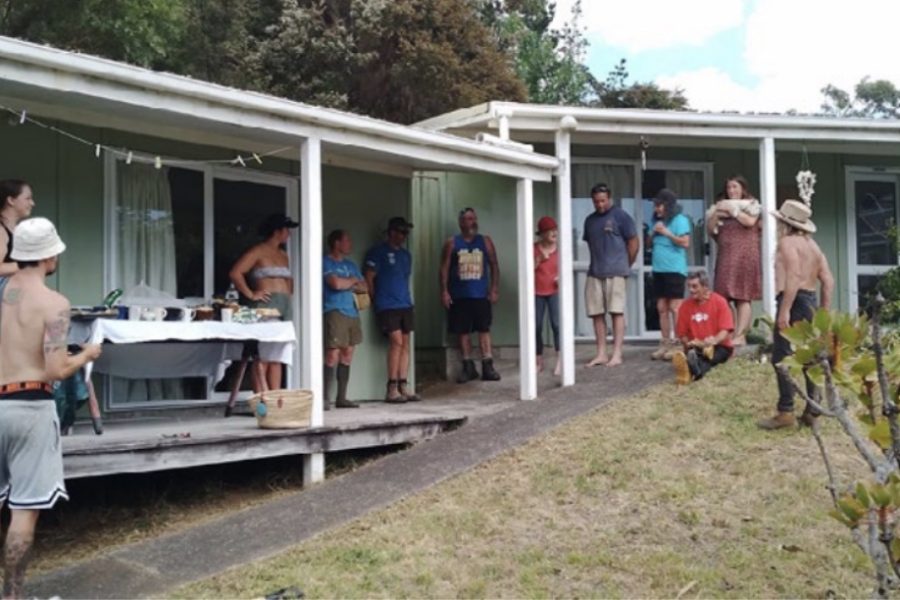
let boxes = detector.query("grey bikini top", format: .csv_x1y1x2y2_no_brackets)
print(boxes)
251,266,292,280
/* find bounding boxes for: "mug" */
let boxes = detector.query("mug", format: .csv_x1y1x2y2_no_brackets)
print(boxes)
141,307,168,321
180,307,196,322
221,308,234,323
128,306,142,321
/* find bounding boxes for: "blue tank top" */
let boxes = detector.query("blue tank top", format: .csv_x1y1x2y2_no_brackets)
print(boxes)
449,234,490,299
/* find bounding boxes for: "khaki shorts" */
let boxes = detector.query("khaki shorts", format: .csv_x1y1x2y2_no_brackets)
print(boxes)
325,311,363,349
585,276,627,316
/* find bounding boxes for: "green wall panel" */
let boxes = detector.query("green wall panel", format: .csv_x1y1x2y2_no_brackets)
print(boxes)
322,166,411,400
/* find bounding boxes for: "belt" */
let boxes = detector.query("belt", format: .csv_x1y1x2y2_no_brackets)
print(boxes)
0,381,53,395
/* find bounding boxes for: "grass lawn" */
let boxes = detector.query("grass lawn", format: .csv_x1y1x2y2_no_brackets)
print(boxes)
175,358,875,599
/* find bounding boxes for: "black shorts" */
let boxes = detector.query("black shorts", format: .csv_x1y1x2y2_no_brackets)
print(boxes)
448,298,492,334
653,272,686,300
377,307,415,335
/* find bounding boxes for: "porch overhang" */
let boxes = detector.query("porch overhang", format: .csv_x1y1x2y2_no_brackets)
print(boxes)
417,101,900,154
0,38,558,182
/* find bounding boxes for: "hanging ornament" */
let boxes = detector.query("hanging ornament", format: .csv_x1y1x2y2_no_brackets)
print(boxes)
639,136,649,171
796,145,816,207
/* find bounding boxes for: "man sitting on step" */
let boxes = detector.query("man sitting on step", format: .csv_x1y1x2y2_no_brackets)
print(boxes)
672,271,734,384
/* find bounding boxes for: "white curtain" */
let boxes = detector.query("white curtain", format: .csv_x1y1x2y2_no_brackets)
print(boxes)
115,163,182,402
573,164,635,199
665,170,704,201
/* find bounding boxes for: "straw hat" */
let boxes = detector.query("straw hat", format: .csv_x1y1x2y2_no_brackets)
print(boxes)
771,199,816,233
11,217,66,261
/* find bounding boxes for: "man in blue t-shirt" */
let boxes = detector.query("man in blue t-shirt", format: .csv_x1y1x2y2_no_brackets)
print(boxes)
582,182,638,367
323,229,366,410
364,216,421,404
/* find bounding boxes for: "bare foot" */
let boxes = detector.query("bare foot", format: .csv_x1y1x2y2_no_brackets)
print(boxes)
606,355,623,367
586,355,608,367
536,356,544,373
732,335,747,347
553,359,561,377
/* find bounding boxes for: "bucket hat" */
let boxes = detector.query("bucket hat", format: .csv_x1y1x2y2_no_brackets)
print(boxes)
11,217,66,261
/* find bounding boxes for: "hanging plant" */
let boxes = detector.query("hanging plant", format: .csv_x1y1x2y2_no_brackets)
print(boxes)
796,169,817,206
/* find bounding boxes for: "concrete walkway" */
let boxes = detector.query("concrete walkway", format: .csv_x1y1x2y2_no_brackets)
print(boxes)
30,346,671,598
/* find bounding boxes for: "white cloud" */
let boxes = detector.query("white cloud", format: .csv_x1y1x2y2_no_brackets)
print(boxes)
552,0,745,53
654,0,900,112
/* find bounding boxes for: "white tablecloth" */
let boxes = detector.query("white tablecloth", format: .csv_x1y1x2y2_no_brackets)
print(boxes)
68,320,297,381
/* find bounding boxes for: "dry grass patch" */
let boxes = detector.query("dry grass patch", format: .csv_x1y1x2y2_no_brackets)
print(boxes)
176,359,875,598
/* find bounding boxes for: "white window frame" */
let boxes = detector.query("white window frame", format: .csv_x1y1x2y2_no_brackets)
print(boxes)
571,157,713,341
102,154,299,410
845,166,900,313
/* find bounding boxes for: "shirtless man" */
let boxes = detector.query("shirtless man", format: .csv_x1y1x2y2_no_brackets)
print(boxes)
757,200,834,430
0,218,101,598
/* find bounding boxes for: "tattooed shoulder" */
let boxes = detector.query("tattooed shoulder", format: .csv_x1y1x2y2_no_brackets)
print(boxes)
3,287,23,304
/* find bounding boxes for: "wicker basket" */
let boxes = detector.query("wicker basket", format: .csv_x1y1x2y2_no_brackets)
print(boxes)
248,389,313,429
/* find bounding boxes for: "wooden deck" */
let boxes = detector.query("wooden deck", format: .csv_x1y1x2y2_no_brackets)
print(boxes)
61,376,531,479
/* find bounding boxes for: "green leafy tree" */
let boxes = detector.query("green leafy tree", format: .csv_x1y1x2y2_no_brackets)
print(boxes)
480,0,594,105
0,0,187,68
821,78,900,119
591,58,689,110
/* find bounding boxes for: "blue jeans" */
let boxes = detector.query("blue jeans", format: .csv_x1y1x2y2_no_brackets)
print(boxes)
535,294,560,356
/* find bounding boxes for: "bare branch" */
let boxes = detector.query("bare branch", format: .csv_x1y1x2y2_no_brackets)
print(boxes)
807,416,839,506
871,294,900,470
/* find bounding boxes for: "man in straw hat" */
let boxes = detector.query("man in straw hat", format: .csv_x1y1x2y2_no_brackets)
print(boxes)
0,217,101,597
757,200,833,431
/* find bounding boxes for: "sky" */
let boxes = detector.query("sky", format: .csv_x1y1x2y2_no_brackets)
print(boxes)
551,0,900,113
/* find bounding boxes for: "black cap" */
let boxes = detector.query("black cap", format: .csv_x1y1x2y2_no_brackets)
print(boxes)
258,214,299,237
387,216,413,233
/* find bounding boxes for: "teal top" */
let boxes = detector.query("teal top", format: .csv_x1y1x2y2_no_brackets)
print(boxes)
651,213,691,276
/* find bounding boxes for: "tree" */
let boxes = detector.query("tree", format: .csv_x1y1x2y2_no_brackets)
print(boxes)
352,0,527,123
821,78,900,119
591,58,689,110
0,0,187,68
480,0,594,105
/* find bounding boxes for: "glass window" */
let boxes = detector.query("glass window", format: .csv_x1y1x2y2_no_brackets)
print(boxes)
856,180,897,266
110,164,290,406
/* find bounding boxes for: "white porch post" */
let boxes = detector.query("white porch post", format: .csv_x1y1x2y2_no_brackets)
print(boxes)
555,117,577,386
759,137,778,318
517,178,538,400
300,137,325,484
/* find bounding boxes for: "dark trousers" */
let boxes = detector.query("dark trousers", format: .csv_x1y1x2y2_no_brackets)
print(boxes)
687,345,732,380
535,294,560,355
772,290,818,413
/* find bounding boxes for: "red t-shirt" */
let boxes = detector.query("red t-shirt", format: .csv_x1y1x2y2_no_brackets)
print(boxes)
534,243,559,296
676,291,735,348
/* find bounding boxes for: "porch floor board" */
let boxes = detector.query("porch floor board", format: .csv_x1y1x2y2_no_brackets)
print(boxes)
61,356,563,479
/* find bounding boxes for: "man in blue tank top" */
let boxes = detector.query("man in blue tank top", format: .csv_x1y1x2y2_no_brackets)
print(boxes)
439,207,501,383
364,216,421,404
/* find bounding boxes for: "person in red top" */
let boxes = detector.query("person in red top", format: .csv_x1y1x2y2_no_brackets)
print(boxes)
672,271,734,384
534,216,560,376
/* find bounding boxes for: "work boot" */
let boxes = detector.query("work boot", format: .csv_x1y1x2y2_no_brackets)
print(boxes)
481,358,501,381
385,380,407,404
399,379,422,402
757,411,796,430
671,351,692,385
798,404,819,428
651,340,669,360
662,339,680,361
457,359,479,383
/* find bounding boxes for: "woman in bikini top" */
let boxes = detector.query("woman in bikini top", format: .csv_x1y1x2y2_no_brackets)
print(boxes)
0,179,36,279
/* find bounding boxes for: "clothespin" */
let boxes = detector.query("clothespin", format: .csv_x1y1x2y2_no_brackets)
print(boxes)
126,151,133,165
154,156,162,169
639,136,650,171
95,144,101,158
252,153,262,165
235,155,246,167
18,109,26,124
